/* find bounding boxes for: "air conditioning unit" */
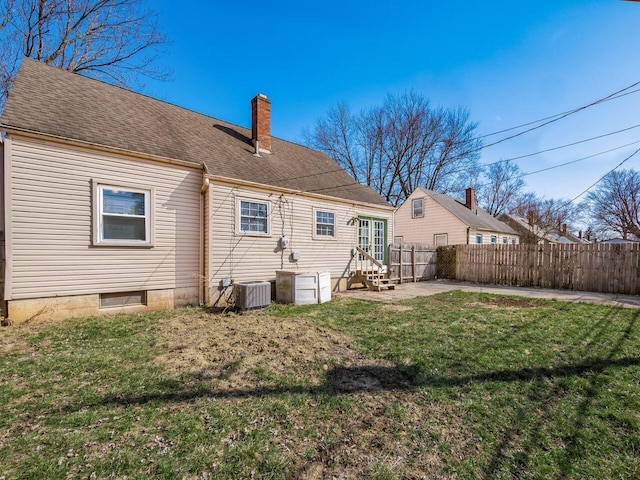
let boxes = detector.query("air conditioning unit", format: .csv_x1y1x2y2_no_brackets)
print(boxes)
234,281,271,310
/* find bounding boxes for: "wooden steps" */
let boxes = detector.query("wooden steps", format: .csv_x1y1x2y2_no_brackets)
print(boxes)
356,269,396,291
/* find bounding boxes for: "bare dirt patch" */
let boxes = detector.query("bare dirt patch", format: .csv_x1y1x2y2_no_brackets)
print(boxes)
152,310,394,391
151,310,470,478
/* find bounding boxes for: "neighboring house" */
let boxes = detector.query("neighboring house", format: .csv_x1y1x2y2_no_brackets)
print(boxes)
0,58,393,322
500,214,590,245
394,187,518,246
600,238,639,244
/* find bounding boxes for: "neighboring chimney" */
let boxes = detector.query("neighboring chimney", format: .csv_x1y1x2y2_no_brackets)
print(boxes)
562,223,567,235
578,230,582,239
465,187,476,212
527,210,535,227
251,93,271,153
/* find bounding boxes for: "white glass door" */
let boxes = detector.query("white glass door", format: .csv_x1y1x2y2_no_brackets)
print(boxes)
358,217,386,264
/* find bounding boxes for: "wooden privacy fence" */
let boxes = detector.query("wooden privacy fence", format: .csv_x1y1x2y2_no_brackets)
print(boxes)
388,243,437,282
448,243,640,295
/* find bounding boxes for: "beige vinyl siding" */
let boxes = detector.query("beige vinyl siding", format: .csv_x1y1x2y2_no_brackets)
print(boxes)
7,136,202,300
206,180,393,294
394,190,468,245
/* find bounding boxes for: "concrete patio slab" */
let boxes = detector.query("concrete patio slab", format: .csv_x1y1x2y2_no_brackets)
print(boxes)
336,280,640,309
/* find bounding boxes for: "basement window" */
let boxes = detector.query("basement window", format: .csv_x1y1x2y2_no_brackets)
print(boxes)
100,291,147,308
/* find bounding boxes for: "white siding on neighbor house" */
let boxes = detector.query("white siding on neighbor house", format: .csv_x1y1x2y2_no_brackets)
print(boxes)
6,136,202,300
394,190,468,245
206,180,393,293
471,230,520,245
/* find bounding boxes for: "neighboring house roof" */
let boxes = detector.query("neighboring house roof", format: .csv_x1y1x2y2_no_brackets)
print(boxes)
417,188,517,235
500,214,590,244
600,238,639,244
0,58,389,207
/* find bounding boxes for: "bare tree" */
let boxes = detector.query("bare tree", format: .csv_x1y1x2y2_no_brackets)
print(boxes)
0,0,169,109
584,169,640,240
476,160,525,216
509,192,580,243
304,91,482,207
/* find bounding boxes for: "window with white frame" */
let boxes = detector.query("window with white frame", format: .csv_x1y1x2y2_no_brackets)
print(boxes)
239,200,269,234
434,233,448,246
476,234,483,244
502,236,508,244
314,209,336,238
491,235,498,244
95,184,152,245
412,198,424,218
512,238,517,245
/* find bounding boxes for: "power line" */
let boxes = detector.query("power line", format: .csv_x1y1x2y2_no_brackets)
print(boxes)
522,140,640,177
486,123,640,166
569,146,640,202
476,80,640,150
478,87,640,139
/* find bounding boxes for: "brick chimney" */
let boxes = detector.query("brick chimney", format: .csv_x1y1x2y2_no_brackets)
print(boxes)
465,187,476,212
251,93,271,153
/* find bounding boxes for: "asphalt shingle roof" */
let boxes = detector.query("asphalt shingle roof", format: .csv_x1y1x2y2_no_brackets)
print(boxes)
1,58,390,207
418,187,517,235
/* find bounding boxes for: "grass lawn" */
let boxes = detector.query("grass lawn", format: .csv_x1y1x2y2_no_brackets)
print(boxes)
1,291,639,479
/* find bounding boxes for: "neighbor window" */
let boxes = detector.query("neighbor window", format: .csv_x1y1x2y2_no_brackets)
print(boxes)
491,235,498,244
476,234,483,244
434,233,448,246
95,184,152,245
512,238,517,245
239,200,269,234
314,209,336,238
412,198,424,218
502,236,508,244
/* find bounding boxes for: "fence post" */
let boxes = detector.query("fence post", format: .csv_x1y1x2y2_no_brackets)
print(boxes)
412,245,417,282
399,243,404,284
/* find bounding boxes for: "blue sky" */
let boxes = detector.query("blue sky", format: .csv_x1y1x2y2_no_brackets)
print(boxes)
148,0,640,201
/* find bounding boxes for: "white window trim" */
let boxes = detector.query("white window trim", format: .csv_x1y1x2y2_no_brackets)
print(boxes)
411,198,424,218
312,207,337,240
237,197,271,236
491,235,498,244
92,182,155,247
475,234,483,244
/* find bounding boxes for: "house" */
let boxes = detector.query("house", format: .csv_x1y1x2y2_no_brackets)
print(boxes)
0,58,393,323
500,214,590,245
394,187,519,245
600,238,639,244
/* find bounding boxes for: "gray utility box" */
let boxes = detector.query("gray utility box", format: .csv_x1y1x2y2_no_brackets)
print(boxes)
234,281,271,310
276,271,331,305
